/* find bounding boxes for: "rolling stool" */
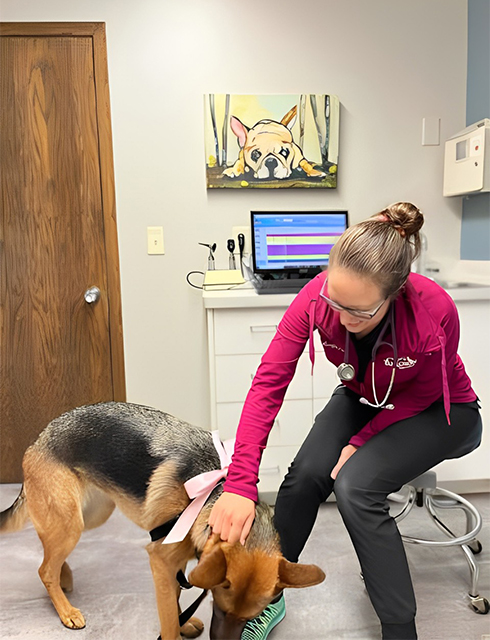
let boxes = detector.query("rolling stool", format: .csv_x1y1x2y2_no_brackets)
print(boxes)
389,470,489,614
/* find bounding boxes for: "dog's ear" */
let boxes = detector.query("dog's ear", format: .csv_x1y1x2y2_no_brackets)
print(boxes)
276,558,325,589
229,116,249,148
188,543,228,589
280,105,297,130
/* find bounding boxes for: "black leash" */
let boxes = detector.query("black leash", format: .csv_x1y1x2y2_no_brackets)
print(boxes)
176,571,209,626
150,517,208,633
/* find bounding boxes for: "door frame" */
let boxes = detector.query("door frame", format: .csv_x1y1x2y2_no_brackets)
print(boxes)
1,21,126,399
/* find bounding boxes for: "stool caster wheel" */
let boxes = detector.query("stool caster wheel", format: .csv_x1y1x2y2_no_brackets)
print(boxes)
468,540,483,555
469,596,489,614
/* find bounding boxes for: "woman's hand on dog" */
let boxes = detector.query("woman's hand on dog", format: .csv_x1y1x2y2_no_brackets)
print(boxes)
209,492,256,546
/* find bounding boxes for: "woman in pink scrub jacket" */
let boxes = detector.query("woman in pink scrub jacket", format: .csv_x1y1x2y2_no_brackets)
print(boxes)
209,202,482,640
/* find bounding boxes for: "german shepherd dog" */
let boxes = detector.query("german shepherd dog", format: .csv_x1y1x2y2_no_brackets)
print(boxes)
0,402,325,639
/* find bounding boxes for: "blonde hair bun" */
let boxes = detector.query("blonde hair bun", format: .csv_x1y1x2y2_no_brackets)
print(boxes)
378,202,424,239
329,202,425,297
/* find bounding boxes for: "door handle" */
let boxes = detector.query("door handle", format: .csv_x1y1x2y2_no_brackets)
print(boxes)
84,286,101,304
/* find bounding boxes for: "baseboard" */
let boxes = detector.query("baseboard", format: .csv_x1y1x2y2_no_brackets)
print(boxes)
437,478,490,494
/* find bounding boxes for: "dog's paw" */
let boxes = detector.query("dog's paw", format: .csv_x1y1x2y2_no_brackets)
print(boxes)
61,607,86,630
302,166,326,178
298,159,326,178
222,167,239,178
181,616,204,638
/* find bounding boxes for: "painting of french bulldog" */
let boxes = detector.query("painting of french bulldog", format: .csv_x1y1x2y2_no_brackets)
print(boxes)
222,105,324,181
204,94,339,189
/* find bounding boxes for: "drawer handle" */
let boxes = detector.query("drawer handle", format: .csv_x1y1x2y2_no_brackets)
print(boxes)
260,466,280,475
250,325,278,333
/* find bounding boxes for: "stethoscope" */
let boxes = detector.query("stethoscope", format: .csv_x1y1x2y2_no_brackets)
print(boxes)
337,304,398,410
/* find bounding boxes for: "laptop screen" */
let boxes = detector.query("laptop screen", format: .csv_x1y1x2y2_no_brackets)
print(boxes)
251,210,348,275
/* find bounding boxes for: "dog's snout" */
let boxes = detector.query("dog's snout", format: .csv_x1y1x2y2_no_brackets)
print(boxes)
210,601,247,640
265,156,278,179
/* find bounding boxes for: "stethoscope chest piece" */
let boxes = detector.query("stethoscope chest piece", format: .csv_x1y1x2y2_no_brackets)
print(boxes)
337,362,355,382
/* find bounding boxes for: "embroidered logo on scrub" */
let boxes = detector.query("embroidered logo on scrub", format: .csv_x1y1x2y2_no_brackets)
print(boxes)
323,342,345,353
384,356,417,369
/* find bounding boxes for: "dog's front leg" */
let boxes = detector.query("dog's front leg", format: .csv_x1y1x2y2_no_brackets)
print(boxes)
299,157,326,177
222,150,245,178
147,542,182,640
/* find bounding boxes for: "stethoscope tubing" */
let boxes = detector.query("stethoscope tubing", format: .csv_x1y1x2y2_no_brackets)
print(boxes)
337,304,397,410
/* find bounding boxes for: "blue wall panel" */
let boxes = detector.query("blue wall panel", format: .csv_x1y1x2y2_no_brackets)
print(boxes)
461,0,490,260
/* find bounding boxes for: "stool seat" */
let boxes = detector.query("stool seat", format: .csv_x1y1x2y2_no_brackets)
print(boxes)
407,471,437,489
389,471,489,615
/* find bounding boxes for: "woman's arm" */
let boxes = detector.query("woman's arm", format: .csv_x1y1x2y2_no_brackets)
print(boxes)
223,308,312,500
212,279,320,541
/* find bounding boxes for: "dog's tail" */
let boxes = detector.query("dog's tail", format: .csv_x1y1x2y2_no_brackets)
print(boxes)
0,486,29,533
281,104,297,127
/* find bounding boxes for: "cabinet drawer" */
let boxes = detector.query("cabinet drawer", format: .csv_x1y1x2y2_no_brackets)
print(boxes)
313,330,325,353
314,397,330,420
214,308,284,355
216,399,312,446
215,353,313,403
312,353,339,399
258,446,299,494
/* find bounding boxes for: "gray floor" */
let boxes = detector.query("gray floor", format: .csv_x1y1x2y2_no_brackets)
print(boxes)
0,484,489,640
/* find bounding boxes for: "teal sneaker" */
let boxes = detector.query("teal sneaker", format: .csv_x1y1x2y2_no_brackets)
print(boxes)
241,593,286,640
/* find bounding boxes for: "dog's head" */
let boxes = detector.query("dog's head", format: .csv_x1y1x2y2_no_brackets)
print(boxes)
228,106,302,180
188,533,325,640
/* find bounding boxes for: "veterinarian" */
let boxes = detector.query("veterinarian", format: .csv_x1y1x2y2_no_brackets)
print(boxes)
209,202,482,640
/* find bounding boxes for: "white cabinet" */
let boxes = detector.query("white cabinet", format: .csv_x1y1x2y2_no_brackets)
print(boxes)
215,352,312,403
204,290,329,498
313,329,340,411
204,286,490,497
216,399,313,445
213,308,279,354
433,296,490,488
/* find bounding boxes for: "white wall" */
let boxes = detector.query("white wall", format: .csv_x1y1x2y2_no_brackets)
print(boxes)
2,0,488,480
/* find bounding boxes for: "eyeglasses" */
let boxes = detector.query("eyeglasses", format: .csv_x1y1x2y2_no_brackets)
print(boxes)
320,278,387,320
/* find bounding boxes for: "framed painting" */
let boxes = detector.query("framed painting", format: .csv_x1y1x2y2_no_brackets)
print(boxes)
204,94,339,189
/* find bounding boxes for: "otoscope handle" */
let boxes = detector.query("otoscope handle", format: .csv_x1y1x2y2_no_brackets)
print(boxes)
237,233,245,274
227,238,236,270
237,233,245,254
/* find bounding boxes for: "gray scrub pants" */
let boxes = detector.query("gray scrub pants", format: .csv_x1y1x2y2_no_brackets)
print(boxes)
273,386,482,640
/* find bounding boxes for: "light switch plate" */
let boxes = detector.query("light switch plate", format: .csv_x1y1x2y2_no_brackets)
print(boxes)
422,117,440,146
147,226,164,254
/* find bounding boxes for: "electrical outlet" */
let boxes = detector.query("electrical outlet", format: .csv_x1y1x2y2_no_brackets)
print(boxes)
147,226,165,254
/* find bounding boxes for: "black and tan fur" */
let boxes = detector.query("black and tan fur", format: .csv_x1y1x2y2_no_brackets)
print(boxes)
0,402,325,639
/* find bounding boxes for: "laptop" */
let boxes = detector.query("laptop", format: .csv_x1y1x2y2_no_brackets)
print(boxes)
249,210,348,294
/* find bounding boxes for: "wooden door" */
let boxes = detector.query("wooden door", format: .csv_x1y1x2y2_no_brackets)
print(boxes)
0,23,125,482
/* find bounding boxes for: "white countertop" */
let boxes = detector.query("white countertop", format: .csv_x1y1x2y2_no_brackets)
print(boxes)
203,282,490,309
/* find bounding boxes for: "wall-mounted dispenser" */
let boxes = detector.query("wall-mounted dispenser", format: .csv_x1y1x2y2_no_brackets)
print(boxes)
443,118,490,197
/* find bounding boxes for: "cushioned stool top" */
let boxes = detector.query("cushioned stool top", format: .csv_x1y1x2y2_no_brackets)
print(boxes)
407,471,437,489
